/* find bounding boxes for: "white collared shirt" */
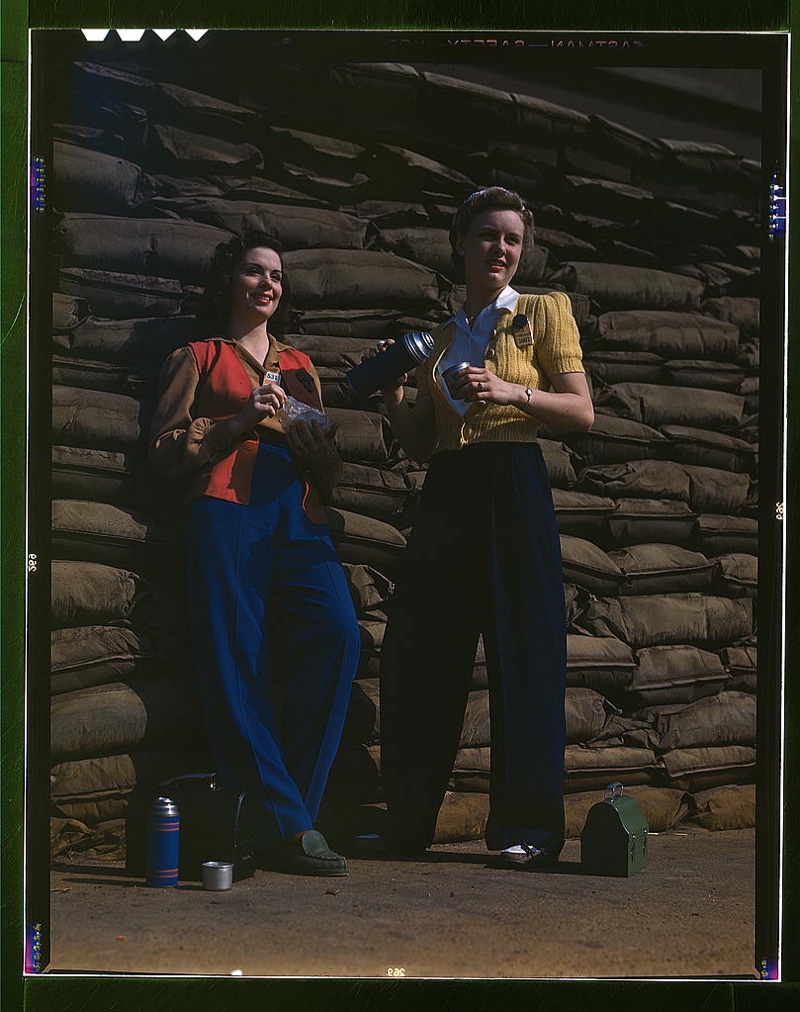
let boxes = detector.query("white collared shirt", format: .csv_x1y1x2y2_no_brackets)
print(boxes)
437,286,519,415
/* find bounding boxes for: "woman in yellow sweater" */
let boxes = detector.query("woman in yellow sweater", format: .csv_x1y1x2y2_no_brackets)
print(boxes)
377,186,594,867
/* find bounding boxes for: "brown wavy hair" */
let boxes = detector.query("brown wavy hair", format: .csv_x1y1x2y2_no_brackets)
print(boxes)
449,187,535,268
196,230,292,338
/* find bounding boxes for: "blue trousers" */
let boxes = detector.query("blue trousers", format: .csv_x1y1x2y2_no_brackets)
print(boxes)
380,442,566,856
184,443,360,849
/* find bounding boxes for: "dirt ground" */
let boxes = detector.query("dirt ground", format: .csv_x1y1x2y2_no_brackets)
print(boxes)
44,826,759,980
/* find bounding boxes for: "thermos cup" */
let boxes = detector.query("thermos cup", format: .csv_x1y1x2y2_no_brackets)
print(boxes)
145,795,180,887
344,331,434,398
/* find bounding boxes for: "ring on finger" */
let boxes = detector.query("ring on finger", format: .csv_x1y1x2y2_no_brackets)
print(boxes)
477,381,483,392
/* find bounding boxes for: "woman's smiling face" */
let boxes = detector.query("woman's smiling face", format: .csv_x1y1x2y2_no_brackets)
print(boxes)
228,246,283,323
457,209,526,292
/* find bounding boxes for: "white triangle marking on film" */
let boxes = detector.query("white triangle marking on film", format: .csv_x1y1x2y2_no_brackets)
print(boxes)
81,30,110,41
185,29,209,40
153,29,177,40
117,29,146,42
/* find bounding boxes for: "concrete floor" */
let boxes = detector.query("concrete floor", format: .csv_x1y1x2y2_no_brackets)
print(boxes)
45,826,759,980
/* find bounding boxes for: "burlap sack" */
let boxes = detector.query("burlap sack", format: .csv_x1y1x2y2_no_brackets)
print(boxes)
656,745,756,793
657,425,758,475
566,634,635,700
288,309,415,339
153,81,260,139
56,214,233,284
327,408,396,463
688,783,756,830
583,350,664,386
561,176,654,221
433,791,490,844
325,508,406,578
661,359,746,392
149,123,264,174
564,745,658,793
343,678,381,745
53,292,90,332
595,382,745,430
52,356,158,399
51,445,166,512
51,560,146,629
51,625,156,694
560,535,625,596
263,126,366,175
656,691,756,751
565,414,665,465
712,553,758,598
604,498,698,548
52,140,144,214
58,315,199,364
53,385,148,452
624,645,730,709
331,463,411,525
58,268,192,319
581,460,750,514
609,544,714,596
51,499,176,574
539,439,579,487
51,676,205,763
449,747,490,793
703,296,759,337
578,595,753,651
551,489,616,540
696,514,758,557
591,310,740,359
373,227,459,279
719,644,757,693
342,564,393,616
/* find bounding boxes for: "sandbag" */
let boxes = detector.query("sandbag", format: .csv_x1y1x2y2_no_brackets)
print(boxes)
609,544,714,596
433,791,489,844
713,553,758,598
149,123,264,174
52,357,158,399
342,564,393,617
59,315,199,364
51,445,165,512
325,508,406,578
551,489,616,540
280,163,371,203
51,625,157,694
283,333,376,368
583,350,664,386
688,783,756,830
656,691,756,752
696,514,758,557
560,535,624,596
567,785,692,839
58,268,193,319
561,176,654,221
565,414,665,465
153,81,260,139
281,249,446,310
51,499,177,574
50,749,211,825
51,560,146,629
56,214,233,284
143,197,369,250
625,645,731,711
657,425,758,475
656,745,756,792
604,498,698,548
450,747,491,793
288,309,413,339
327,408,396,463
52,140,144,214
703,297,759,337
595,382,745,430
53,292,90,332
720,644,757,693
53,385,149,451
591,310,740,359
550,262,705,312
373,227,459,279
540,439,579,487
580,460,750,515
371,143,475,198
564,745,658,793
661,359,745,392
566,634,635,700
51,677,205,763
578,595,754,651
331,463,411,525
263,126,366,175
565,687,613,744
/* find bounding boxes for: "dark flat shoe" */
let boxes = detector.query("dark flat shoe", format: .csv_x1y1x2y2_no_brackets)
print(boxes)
265,830,348,877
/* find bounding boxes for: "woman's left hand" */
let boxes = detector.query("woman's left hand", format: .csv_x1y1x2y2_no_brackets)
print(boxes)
451,366,518,406
284,418,339,460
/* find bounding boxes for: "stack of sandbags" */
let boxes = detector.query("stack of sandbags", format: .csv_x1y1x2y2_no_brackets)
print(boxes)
49,55,761,856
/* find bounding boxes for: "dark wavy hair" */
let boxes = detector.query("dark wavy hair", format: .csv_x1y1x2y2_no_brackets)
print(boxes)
449,187,535,267
196,230,292,338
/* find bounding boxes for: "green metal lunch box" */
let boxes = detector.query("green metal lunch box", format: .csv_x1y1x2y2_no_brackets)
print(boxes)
580,782,649,877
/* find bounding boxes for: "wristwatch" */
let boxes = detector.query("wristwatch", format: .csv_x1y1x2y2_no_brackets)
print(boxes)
524,387,533,406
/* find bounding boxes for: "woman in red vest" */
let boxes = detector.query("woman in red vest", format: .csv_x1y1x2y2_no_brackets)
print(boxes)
149,231,360,877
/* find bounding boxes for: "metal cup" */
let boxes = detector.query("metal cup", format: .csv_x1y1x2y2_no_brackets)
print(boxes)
202,861,234,891
442,361,472,399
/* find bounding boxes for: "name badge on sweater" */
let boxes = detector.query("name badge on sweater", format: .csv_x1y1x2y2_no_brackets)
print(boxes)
512,313,533,348
264,369,281,384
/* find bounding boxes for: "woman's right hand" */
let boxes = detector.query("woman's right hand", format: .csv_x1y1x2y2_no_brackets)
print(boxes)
363,339,407,405
229,382,287,436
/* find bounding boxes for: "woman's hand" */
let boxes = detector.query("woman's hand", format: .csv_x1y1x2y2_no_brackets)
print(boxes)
284,418,338,459
229,382,287,436
362,339,408,406
450,366,518,406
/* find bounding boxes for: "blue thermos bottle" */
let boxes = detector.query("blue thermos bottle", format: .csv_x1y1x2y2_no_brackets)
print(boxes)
145,795,180,887
344,331,434,398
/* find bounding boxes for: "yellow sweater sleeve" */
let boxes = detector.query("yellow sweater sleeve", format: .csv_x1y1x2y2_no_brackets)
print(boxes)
531,291,585,378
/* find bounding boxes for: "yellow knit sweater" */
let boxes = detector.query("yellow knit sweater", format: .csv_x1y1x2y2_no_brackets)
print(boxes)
418,291,585,451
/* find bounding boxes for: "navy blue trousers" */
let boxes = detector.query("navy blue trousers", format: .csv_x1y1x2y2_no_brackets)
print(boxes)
185,443,360,849
380,442,566,856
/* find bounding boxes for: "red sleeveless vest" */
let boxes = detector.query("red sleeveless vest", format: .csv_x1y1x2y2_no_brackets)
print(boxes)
188,340,327,524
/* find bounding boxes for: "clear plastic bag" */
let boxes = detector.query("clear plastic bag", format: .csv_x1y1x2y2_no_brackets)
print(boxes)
280,395,332,433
